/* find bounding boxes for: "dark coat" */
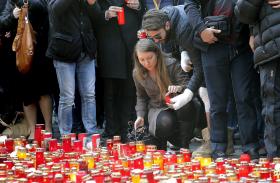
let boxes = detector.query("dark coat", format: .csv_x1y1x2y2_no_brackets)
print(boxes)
0,0,7,13
184,0,251,52
95,0,144,79
46,0,102,62
162,5,204,93
235,0,280,67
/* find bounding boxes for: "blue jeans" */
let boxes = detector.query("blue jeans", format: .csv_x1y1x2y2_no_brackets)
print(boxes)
54,54,97,135
201,43,259,153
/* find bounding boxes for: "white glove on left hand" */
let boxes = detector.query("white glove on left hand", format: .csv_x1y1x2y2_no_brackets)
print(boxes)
170,89,193,110
181,51,192,72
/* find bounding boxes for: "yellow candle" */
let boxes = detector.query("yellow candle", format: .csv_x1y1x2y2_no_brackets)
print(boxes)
17,147,27,160
136,141,145,153
144,155,152,169
131,169,142,183
200,157,212,167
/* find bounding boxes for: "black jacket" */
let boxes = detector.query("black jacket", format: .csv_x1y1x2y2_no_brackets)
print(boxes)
95,0,144,79
163,5,204,93
235,0,280,67
46,0,102,62
185,0,250,52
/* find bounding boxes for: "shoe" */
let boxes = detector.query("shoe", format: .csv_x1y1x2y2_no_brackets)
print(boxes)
193,128,203,141
192,128,212,157
212,151,226,160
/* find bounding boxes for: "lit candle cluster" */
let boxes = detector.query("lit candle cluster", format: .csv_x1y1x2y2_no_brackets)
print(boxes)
0,125,280,182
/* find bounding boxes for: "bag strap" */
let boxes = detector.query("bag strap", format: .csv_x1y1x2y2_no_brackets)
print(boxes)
152,0,160,10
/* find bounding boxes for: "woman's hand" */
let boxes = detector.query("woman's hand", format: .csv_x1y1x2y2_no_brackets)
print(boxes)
134,117,144,130
166,85,183,96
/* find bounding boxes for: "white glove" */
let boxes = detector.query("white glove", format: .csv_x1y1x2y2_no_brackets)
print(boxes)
13,7,21,19
170,88,193,110
180,51,192,72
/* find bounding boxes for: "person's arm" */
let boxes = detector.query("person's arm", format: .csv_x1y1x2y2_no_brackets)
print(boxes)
48,0,75,16
168,48,203,110
184,0,207,35
133,72,149,119
185,47,204,94
234,0,263,24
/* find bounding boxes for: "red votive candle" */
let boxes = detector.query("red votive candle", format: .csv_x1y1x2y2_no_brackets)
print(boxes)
5,138,14,153
34,124,45,147
78,133,87,149
36,148,44,169
180,148,191,162
240,153,251,163
48,139,58,152
92,134,100,151
117,7,125,25
62,135,71,153
73,140,82,153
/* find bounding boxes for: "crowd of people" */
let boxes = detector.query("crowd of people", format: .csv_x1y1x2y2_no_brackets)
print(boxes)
0,0,280,160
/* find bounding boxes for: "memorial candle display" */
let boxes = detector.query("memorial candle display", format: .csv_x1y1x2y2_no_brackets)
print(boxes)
1,134,280,182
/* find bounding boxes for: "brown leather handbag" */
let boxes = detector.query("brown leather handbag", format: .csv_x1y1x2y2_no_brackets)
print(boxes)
12,0,36,74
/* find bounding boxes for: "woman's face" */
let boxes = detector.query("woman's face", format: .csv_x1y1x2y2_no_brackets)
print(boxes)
137,51,157,72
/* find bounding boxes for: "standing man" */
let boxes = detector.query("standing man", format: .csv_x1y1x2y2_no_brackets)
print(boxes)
47,0,100,135
185,0,261,159
235,0,280,159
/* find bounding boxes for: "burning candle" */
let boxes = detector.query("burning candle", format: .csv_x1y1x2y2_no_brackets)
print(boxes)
117,7,125,25
5,138,14,153
153,152,163,170
134,155,144,169
180,148,191,162
62,135,71,153
17,147,27,160
144,155,153,169
136,141,145,153
35,148,44,168
73,140,82,153
34,124,45,147
240,153,251,163
92,134,100,151
78,133,87,149
131,169,142,183
48,139,58,152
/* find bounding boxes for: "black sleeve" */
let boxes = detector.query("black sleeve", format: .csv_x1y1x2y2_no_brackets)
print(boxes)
234,0,263,24
0,0,17,31
184,0,207,35
48,0,75,16
185,47,204,93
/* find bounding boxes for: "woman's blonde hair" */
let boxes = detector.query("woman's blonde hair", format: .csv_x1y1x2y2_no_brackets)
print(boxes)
133,39,171,100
